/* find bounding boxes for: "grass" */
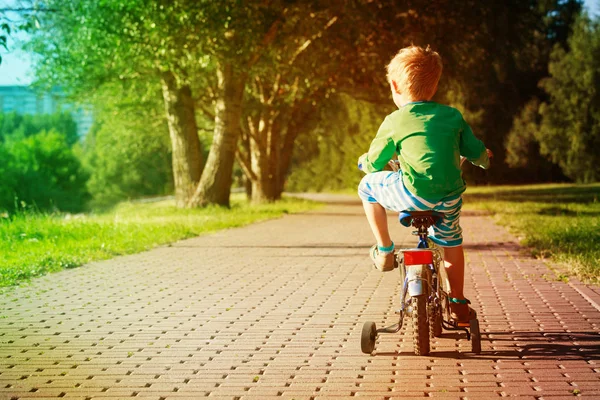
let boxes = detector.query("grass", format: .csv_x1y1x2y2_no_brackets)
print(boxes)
463,183,600,283
0,194,321,288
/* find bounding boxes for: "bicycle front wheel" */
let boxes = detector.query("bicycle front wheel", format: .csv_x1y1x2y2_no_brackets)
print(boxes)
412,294,430,355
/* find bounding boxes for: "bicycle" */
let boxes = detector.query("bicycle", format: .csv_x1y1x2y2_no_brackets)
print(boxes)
359,159,482,356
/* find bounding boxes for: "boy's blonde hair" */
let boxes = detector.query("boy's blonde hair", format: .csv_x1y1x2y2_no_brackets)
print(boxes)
386,45,443,101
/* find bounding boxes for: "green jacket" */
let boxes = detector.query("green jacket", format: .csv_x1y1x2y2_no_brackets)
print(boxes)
359,101,489,203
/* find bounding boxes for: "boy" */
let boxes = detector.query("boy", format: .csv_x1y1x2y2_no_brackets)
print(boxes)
357,45,492,322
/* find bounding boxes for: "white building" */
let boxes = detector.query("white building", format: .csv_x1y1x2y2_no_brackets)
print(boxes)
0,85,93,137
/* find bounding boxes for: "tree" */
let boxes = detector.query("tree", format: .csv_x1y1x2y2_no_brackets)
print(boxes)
535,15,600,182
25,0,312,208
25,0,205,206
236,0,507,202
235,5,341,203
1,130,89,212
79,85,173,208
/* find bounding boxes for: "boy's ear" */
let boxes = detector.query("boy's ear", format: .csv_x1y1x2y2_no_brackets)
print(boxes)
391,80,401,94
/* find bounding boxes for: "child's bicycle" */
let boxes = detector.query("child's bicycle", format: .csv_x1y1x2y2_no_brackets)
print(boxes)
359,159,482,356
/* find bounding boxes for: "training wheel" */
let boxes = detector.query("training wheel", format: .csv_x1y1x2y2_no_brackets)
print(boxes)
469,317,481,354
361,321,377,354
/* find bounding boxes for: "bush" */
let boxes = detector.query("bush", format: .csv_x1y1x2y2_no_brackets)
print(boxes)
0,130,90,212
0,111,79,146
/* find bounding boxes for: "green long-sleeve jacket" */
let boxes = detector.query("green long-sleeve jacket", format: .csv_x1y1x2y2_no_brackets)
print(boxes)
359,101,489,203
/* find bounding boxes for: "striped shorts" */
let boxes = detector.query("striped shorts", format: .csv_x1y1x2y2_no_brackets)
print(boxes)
358,171,463,247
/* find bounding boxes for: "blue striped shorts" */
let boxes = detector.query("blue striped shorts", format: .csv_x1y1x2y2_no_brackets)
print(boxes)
358,171,463,247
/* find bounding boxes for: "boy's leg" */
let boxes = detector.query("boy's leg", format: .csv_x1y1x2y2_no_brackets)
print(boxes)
362,200,395,271
361,200,393,249
430,195,469,322
443,245,464,299
443,245,469,322
358,171,408,271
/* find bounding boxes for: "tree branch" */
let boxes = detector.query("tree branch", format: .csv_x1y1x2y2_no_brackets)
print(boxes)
197,103,215,120
288,16,338,66
267,74,281,105
247,9,288,68
235,149,257,181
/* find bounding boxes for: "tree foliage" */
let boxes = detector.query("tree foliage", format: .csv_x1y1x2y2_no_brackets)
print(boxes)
0,130,89,212
286,94,388,192
0,111,78,145
79,86,173,208
537,14,600,182
0,111,89,212
506,14,599,183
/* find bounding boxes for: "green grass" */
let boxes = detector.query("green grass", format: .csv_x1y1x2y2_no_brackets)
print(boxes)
0,195,321,288
463,183,600,283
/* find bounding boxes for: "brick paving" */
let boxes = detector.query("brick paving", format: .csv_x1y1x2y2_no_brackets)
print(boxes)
1,193,599,399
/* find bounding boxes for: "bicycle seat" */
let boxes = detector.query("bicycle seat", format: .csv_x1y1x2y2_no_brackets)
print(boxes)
399,210,445,228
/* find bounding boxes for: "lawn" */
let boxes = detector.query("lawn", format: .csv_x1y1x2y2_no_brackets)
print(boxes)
463,183,600,284
0,195,321,288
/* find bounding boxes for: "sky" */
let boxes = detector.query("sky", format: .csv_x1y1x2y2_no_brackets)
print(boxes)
1,0,599,86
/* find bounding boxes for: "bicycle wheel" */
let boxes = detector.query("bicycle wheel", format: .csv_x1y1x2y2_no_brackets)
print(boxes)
361,321,377,354
470,317,481,354
429,301,442,338
412,295,430,355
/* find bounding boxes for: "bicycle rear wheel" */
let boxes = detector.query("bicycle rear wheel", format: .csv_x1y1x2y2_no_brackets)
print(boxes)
412,295,430,355
429,301,442,338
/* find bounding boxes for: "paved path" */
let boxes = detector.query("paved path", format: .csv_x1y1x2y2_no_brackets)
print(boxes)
1,194,599,399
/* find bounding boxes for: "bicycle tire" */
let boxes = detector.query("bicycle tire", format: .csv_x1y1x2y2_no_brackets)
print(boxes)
429,301,442,338
412,295,430,355
470,317,481,354
360,321,377,354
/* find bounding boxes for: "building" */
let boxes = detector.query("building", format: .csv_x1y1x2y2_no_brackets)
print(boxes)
0,85,93,137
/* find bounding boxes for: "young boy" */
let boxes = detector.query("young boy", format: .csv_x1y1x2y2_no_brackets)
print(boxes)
357,45,492,322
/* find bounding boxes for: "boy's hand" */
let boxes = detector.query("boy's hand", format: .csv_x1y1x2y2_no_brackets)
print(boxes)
486,148,494,159
358,153,368,172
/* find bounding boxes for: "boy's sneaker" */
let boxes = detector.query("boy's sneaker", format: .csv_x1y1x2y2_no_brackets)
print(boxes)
369,245,396,272
449,298,471,323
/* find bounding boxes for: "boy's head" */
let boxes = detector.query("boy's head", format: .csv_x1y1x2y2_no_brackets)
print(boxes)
386,45,442,102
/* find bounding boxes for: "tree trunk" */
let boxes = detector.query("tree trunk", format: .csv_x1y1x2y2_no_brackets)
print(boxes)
188,63,245,207
239,101,315,204
160,71,203,207
249,150,279,204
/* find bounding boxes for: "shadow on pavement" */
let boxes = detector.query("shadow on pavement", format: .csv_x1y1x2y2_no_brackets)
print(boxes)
371,331,600,360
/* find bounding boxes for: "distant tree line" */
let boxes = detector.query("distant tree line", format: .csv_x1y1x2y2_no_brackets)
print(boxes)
3,0,595,212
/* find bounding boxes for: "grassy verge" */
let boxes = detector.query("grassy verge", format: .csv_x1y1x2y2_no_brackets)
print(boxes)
463,183,600,284
0,195,321,288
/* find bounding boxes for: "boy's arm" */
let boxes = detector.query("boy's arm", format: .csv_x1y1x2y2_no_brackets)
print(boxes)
358,117,397,173
459,118,490,169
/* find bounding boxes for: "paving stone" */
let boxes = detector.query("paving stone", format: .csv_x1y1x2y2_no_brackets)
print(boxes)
1,194,599,398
